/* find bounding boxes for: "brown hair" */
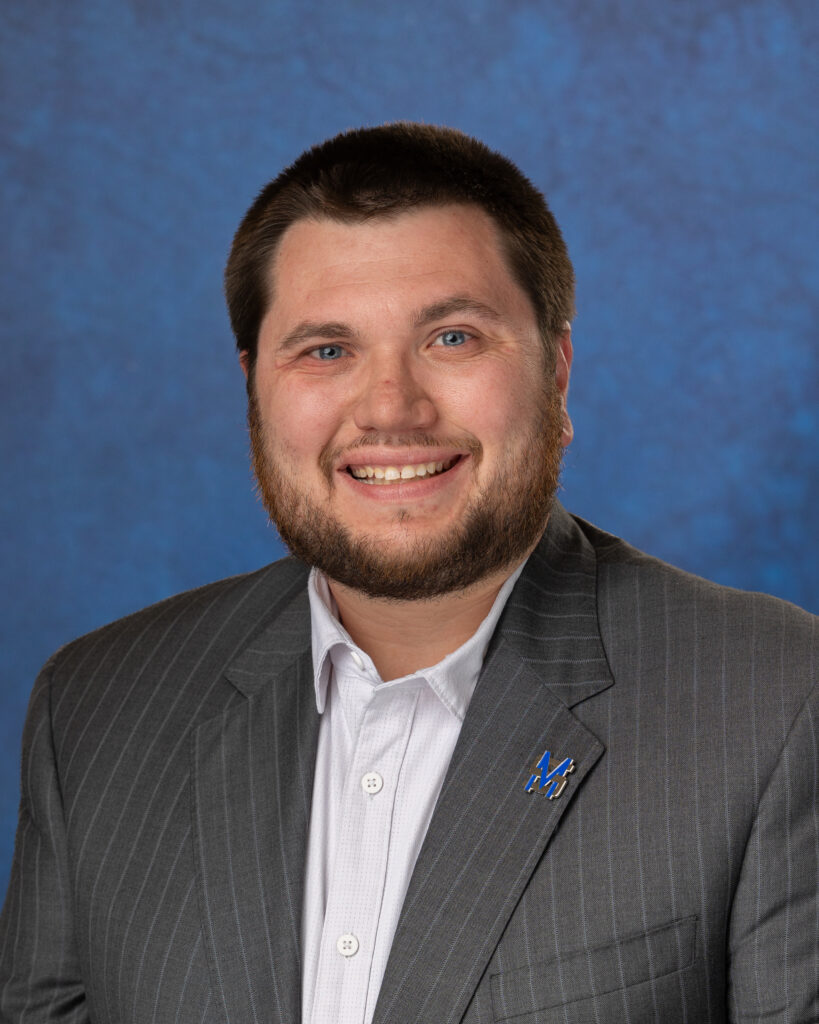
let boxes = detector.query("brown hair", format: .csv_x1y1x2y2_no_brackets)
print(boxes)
225,122,574,370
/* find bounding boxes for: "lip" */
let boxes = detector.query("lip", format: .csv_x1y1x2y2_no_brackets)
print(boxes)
337,451,470,502
340,447,467,472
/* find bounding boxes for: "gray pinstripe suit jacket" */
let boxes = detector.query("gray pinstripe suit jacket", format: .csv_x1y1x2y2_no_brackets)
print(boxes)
1,503,817,1023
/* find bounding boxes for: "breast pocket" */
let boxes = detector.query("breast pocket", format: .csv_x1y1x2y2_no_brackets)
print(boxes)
490,915,697,1023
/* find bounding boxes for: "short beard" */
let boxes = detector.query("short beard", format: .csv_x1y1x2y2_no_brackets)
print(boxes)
247,386,564,601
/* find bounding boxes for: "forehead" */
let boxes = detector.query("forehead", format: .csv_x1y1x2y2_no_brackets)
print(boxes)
266,204,531,320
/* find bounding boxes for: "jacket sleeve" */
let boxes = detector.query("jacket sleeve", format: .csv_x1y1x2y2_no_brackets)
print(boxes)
0,660,89,1022
728,680,819,1022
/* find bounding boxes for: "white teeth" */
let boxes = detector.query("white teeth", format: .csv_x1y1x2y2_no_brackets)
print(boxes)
349,457,456,484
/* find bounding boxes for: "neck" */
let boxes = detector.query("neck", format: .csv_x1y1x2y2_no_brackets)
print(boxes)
327,560,526,682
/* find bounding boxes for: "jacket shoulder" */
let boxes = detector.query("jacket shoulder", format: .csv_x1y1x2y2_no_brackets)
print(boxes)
576,513,817,712
582,514,815,627
52,556,309,661
39,556,311,733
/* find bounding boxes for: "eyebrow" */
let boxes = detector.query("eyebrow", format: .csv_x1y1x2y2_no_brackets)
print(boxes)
275,295,509,353
276,321,356,353
412,295,509,330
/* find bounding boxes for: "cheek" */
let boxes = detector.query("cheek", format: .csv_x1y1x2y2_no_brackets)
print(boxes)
443,373,542,446
261,379,343,459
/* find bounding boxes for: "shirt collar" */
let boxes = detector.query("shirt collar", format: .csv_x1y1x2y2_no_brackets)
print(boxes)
308,561,526,721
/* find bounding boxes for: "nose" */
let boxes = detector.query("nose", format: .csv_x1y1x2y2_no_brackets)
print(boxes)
352,352,437,434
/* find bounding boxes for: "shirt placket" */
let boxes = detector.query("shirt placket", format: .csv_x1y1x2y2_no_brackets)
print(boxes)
311,681,421,1024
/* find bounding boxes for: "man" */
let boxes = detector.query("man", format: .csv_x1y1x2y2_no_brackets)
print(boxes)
0,124,816,1023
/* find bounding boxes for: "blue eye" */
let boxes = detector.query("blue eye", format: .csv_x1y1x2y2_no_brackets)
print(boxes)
436,330,468,347
312,345,345,360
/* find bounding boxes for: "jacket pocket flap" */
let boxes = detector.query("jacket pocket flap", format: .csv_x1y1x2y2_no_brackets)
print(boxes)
490,915,697,1020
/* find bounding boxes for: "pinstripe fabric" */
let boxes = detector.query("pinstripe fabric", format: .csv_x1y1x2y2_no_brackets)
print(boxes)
1,502,816,1022
371,510,817,1023
0,562,313,1023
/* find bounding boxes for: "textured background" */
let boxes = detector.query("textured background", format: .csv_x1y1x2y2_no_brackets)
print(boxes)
1,0,816,895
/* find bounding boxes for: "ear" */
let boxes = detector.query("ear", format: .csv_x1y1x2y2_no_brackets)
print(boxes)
555,323,573,448
238,350,250,380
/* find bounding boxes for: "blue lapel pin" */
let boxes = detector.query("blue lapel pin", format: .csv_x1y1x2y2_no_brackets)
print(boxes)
525,750,576,798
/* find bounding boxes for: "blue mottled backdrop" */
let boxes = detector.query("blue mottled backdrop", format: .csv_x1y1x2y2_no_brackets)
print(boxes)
1,1,817,893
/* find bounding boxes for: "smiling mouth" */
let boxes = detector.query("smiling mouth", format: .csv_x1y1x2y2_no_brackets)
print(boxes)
347,455,460,485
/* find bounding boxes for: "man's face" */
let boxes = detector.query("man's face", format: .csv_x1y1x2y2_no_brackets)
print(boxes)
244,204,572,599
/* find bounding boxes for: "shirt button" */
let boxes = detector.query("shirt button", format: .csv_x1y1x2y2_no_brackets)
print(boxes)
350,650,365,670
361,771,384,795
337,933,359,957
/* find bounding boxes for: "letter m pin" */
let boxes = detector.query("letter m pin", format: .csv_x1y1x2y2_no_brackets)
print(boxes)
525,750,576,799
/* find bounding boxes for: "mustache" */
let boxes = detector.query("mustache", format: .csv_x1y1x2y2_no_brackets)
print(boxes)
319,433,483,478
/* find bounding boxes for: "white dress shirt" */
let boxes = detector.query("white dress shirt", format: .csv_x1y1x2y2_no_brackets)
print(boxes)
301,563,525,1024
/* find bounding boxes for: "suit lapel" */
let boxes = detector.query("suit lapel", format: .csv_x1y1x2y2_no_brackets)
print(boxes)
191,587,318,1024
373,503,614,1024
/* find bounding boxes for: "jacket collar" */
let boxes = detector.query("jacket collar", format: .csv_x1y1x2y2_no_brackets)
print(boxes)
223,500,613,708
223,576,312,697
491,499,614,707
